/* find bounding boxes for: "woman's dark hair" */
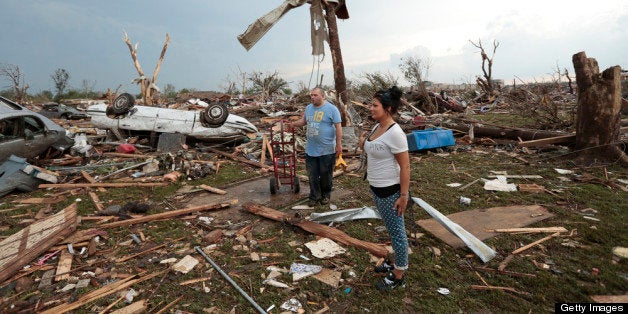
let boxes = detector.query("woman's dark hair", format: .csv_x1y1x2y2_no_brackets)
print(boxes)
374,86,403,114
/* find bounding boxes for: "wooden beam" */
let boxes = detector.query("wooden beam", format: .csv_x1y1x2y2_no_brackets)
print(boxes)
39,182,168,189
198,184,227,195
489,227,568,234
242,202,388,257
99,200,237,229
116,237,184,263
205,147,268,170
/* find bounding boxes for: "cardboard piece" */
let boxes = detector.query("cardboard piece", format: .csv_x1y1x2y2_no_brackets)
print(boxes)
415,205,553,248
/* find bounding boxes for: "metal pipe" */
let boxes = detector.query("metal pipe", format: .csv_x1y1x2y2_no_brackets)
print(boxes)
194,246,267,314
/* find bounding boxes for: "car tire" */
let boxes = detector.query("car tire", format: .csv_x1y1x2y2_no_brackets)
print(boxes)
112,93,135,115
200,102,229,128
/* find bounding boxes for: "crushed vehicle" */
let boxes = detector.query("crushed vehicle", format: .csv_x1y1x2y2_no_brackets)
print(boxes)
0,96,74,162
86,93,258,143
38,102,90,120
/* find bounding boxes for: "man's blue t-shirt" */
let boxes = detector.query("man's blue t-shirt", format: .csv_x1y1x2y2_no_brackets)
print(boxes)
304,102,342,157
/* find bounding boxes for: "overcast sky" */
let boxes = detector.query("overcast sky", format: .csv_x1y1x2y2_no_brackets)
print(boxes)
1,0,626,95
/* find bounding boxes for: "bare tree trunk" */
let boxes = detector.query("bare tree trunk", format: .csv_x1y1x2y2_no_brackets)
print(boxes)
324,2,350,126
572,51,626,164
123,32,170,106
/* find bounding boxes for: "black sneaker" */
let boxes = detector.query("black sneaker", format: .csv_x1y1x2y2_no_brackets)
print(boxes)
320,197,330,205
375,272,405,291
307,199,318,207
374,259,394,273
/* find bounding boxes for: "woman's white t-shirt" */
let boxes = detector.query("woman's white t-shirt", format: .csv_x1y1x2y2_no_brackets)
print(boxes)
364,123,408,188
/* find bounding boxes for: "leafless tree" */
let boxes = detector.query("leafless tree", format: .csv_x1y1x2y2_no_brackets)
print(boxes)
248,71,288,100
399,56,435,113
51,68,70,101
469,39,499,97
123,31,170,105
0,63,29,102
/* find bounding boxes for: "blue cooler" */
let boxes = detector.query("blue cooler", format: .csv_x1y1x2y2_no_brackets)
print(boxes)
406,128,455,152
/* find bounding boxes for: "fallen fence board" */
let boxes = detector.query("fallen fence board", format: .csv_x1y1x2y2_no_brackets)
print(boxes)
415,204,553,248
99,200,237,229
0,203,78,283
242,202,388,257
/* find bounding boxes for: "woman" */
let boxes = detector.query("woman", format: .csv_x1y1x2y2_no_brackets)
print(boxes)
360,86,411,290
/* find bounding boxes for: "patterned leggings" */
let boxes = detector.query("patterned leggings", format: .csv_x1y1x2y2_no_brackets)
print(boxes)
373,191,409,270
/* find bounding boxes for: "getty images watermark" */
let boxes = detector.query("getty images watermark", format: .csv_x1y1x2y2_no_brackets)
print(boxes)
555,303,625,313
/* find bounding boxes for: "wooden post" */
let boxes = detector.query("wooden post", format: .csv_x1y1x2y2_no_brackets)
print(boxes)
324,1,350,126
572,51,626,165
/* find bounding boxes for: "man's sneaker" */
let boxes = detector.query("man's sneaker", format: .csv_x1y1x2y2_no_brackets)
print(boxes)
374,259,394,273
320,197,330,205
375,272,405,291
307,199,318,207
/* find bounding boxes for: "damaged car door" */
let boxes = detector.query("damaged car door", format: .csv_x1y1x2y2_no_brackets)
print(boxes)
0,96,74,162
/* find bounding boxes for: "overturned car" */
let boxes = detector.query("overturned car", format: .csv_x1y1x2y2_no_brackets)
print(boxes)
87,94,258,143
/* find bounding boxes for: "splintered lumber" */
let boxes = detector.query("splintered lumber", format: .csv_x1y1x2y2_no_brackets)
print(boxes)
55,249,73,281
39,182,168,188
205,147,266,169
99,200,238,229
155,296,184,314
199,184,227,195
512,232,560,254
0,203,78,283
518,134,575,147
88,191,104,212
242,202,388,257
110,299,147,314
498,254,515,272
116,237,185,263
40,271,165,314
490,227,568,234
471,284,531,296
81,170,106,192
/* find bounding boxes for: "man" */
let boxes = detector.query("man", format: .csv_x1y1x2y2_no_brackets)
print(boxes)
291,88,342,206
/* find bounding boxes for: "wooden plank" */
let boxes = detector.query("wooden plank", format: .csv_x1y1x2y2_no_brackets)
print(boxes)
205,147,268,170
490,227,568,234
0,203,78,283
511,232,560,254
415,205,553,248
110,299,147,314
99,200,237,229
13,197,65,204
40,271,163,314
39,182,168,188
81,170,107,192
198,184,227,195
55,249,73,281
242,202,388,257
88,191,104,212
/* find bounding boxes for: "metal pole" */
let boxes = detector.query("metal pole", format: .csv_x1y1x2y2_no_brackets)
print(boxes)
194,246,267,314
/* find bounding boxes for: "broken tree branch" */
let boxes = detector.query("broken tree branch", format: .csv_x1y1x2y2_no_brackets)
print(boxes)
242,202,388,257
